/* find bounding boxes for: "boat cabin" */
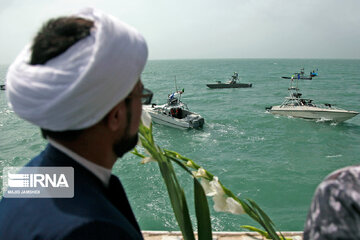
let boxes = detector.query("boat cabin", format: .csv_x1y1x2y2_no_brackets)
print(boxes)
170,107,183,119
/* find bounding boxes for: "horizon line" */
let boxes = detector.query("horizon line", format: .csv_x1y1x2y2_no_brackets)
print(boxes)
1,57,360,65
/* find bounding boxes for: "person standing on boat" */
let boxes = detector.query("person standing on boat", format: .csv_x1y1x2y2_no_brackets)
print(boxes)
303,165,360,239
0,8,148,240
232,72,238,80
230,72,238,84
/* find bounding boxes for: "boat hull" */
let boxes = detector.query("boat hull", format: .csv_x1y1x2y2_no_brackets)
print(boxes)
206,83,252,88
281,76,312,80
148,113,190,129
143,105,204,129
269,106,359,122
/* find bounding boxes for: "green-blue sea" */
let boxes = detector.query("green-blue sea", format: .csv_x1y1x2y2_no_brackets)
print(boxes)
1,59,359,232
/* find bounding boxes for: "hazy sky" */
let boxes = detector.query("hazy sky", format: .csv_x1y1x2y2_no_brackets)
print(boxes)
0,0,359,64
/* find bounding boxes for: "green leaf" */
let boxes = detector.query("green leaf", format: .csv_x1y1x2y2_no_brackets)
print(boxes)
180,187,196,240
167,156,194,175
248,199,274,226
164,150,201,169
131,148,145,158
247,199,280,240
194,178,212,240
158,160,195,240
140,140,160,158
238,200,262,224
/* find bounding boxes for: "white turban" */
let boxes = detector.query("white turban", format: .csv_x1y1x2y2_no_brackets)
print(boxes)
6,7,148,131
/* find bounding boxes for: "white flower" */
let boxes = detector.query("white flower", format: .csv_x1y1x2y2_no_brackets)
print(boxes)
225,197,244,215
200,176,245,215
213,193,228,212
141,157,157,164
200,176,224,196
141,110,152,128
213,195,244,215
192,168,208,178
200,178,213,196
209,177,223,193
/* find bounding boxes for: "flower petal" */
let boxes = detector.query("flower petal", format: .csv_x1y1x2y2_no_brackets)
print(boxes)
200,178,216,196
192,168,207,178
200,176,224,197
209,176,223,194
141,110,152,128
225,197,244,215
213,194,227,212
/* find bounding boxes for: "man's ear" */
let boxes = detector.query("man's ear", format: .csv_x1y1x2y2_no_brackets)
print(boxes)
106,101,126,131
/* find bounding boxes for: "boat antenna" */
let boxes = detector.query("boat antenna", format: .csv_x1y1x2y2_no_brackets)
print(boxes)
296,74,299,90
174,76,181,103
174,76,178,92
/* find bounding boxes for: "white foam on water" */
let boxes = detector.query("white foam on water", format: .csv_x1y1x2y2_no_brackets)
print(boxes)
326,154,342,158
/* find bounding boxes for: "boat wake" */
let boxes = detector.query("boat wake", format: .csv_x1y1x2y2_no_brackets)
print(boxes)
326,154,342,158
247,136,265,143
316,117,332,123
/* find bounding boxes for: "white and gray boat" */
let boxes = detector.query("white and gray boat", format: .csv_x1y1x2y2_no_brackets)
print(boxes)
143,91,204,129
266,80,358,122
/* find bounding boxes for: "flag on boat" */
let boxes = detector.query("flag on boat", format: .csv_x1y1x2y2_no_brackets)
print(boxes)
177,88,184,94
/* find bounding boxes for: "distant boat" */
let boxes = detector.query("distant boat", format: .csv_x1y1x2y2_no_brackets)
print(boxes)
206,72,252,89
310,68,319,77
0,84,5,90
281,68,313,80
266,78,358,123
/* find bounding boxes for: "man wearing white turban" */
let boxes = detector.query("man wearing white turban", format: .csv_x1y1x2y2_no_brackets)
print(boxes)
0,7,150,240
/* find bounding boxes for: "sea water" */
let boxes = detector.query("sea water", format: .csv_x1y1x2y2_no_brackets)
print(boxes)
1,59,359,231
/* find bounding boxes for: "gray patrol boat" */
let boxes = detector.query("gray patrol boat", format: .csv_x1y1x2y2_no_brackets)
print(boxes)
206,72,252,89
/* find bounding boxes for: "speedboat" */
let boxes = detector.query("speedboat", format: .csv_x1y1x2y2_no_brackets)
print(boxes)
310,69,319,77
266,80,359,123
281,68,313,80
206,72,252,89
142,90,204,129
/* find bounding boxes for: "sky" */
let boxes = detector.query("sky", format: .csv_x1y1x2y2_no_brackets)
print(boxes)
0,0,359,64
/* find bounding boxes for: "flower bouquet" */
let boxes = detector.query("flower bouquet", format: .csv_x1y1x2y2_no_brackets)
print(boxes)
132,112,287,240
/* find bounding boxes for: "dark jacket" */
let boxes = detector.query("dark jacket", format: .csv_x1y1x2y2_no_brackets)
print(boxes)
0,144,143,240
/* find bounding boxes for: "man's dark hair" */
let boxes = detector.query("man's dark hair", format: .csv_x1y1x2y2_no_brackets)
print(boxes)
30,17,94,65
30,17,94,141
